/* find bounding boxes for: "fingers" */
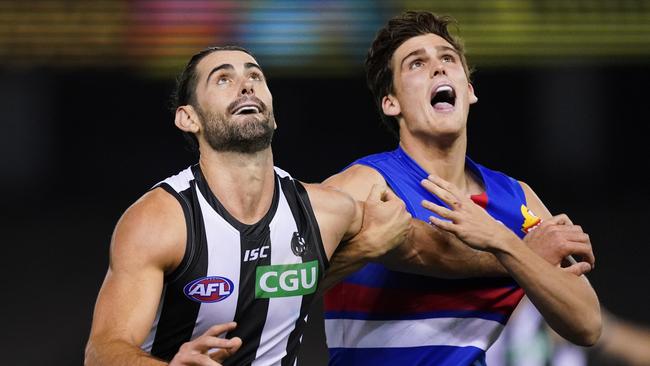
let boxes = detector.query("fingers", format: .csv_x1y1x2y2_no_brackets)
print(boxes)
421,175,463,209
421,199,456,221
383,188,400,202
210,337,242,363
428,215,456,233
203,322,237,338
185,322,238,354
544,214,574,226
366,184,386,202
564,242,595,268
562,261,592,276
193,336,241,354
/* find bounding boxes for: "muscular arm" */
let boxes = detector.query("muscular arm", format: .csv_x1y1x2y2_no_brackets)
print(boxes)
85,188,185,365
512,181,601,345
423,176,601,346
322,164,506,280
84,188,240,366
303,182,411,291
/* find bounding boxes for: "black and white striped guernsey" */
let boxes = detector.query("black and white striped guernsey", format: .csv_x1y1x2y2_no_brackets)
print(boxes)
140,164,329,366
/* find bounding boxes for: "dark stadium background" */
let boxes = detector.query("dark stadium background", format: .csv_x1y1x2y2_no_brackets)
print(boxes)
1,1,649,365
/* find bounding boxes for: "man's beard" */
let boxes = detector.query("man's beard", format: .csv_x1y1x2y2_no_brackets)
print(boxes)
197,100,275,154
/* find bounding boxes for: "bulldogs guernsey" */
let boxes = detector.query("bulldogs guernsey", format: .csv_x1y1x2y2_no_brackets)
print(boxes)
325,147,538,366
140,165,328,366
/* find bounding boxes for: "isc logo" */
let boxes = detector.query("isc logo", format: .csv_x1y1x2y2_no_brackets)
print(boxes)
255,260,318,299
183,276,234,303
244,245,269,262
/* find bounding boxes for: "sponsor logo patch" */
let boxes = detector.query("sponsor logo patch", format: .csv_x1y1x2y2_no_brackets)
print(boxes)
183,276,234,303
291,231,307,257
255,260,318,299
521,204,542,234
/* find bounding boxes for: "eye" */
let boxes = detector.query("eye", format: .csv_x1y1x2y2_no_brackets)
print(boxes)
250,72,263,81
217,76,230,85
409,60,425,70
441,54,455,63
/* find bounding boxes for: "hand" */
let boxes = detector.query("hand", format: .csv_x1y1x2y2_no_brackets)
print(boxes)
524,214,595,276
169,322,242,366
420,174,518,252
355,184,412,258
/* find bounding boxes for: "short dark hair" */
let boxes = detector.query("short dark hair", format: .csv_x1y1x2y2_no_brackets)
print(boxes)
170,45,255,151
365,11,471,137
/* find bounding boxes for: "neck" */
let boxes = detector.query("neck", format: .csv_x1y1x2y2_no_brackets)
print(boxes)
198,145,275,225
399,129,478,194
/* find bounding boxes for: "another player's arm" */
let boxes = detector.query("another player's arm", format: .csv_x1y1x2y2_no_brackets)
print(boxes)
516,181,601,345
84,188,241,366
422,176,601,346
322,164,507,279
303,182,411,291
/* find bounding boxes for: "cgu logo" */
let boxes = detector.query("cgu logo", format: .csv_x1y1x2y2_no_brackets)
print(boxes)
183,276,235,303
255,260,319,299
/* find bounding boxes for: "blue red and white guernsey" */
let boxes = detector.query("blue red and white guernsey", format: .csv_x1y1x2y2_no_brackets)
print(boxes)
324,146,541,366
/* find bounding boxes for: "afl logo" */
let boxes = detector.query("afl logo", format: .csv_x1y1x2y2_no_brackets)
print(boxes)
183,276,234,303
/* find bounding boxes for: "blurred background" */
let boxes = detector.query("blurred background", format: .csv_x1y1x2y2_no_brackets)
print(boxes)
1,0,649,365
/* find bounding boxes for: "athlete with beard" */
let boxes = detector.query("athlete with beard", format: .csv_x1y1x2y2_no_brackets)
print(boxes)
84,46,412,366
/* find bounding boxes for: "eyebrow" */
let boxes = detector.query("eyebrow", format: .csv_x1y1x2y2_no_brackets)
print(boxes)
400,48,426,69
436,45,460,56
206,62,263,84
400,45,461,69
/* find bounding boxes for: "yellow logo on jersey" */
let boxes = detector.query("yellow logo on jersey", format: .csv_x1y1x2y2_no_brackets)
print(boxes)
521,204,542,234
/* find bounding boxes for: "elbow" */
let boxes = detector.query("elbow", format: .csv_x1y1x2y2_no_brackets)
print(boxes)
572,309,603,347
84,342,94,366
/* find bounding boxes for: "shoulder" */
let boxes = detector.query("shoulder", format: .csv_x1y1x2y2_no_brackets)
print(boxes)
110,187,186,274
517,180,552,219
302,183,357,221
322,164,386,201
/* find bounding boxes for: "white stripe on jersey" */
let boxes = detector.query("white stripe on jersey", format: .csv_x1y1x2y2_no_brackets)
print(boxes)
190,187,241,340
252,190,303,365
325,317,504,350
153,166,193,192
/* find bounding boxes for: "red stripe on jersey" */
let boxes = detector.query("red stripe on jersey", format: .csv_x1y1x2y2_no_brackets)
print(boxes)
324,282,524,316
471,191,488,209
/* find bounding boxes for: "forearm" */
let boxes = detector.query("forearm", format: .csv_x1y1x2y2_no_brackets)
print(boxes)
596,311,650,364
382,219,507,278
320,232,375,293
85,337,166,366
495,238,601,346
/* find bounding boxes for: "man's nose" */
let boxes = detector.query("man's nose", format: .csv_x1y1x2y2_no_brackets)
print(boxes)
241,79,254,95
431,63,447,78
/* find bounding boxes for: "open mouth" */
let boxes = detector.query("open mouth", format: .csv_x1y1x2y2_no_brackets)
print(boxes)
232,105,261,115
431,85,456,110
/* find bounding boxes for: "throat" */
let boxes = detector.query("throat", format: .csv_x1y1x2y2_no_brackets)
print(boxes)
199,155,276,225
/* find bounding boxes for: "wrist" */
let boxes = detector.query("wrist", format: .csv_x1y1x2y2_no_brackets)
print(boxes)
347,229,386,259
489,232,523,256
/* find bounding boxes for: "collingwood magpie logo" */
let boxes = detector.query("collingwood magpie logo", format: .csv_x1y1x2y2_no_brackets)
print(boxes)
291,231,307,257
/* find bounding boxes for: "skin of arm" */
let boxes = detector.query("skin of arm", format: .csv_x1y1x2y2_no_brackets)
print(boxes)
322,164,508,279
592,310,650,365
303,182,412,291
84,188,241,366
423,175,602,346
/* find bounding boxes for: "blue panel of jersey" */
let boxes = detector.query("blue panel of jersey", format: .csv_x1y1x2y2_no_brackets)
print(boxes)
351,146,527,239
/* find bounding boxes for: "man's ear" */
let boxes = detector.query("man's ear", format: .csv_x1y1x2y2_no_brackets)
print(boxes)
381,94,401,117
175,105,201,133
468,83,478,104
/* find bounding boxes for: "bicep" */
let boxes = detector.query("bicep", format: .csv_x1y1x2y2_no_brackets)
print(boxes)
322,164,386,201
88,189,185,346
304,184,360,259
90,261,164,346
